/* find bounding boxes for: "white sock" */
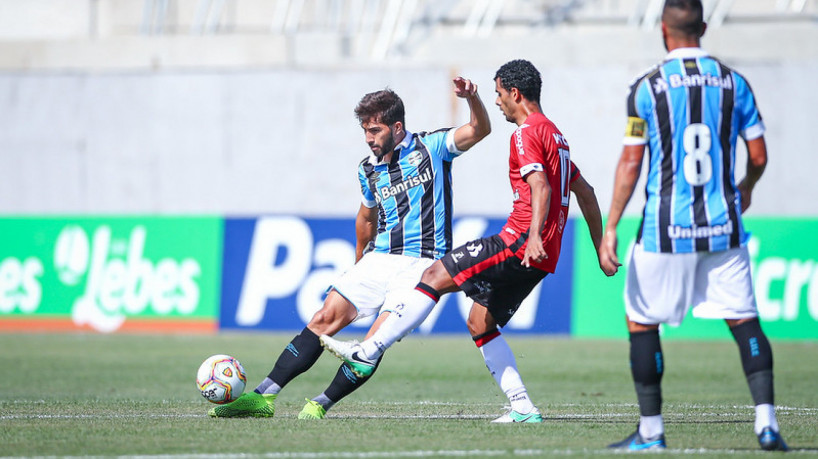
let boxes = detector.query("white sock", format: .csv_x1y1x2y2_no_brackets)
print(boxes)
479,334,535,414
639,415,664,438
755,403,779,434
359,288,437,359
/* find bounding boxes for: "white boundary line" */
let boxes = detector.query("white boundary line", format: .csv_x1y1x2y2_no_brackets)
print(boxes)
2,402,815,421
5,448,818,459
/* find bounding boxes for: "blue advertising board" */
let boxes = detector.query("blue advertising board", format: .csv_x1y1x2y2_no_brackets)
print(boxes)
220,216,575,335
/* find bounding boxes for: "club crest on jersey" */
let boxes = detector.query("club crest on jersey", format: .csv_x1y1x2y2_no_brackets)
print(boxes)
466,241,483,257
406,151,422,167
558,210,565,233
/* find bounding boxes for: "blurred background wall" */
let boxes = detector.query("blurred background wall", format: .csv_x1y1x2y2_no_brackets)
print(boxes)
1,0,817,217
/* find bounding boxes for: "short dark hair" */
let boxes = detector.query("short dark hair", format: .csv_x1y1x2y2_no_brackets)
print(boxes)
354,89,405,126
663,0,704,37
494,59,542,103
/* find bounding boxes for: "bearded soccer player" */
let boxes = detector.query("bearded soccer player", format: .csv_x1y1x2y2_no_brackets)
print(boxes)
208,78,490,419
322,59,615,422
601,0,787,451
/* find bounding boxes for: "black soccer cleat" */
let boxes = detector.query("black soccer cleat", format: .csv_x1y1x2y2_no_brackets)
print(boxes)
608,428,667,451
757,427,789,452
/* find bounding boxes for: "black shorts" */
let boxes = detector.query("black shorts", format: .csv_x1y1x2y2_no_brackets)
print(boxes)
440,233,548,327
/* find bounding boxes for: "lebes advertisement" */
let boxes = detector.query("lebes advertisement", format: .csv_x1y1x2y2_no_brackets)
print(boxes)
0,217,222,333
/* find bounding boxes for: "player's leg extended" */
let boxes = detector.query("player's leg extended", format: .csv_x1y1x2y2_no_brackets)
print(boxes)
468,303,541,423
261,289,358,392
727,317,787,451
362,261,458,358
210,290,356,418
299,312,389,419
321,261,458,376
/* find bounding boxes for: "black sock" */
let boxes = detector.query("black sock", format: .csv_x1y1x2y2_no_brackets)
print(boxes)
324,356,383,403
729,318,774,405
630,329,664,416
267,327,324,388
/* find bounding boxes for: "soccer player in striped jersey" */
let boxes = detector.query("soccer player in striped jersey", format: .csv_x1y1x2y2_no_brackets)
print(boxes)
208,79,491,419
601,0,787,451
322,59,615,423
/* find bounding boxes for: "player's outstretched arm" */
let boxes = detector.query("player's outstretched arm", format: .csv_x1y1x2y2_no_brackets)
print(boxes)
737,136,767,214
600,144,645,274
354,203,378,262
571,174,616,276
451,77,491,152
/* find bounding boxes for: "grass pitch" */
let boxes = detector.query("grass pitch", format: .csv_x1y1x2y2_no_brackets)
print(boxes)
2,333,817,458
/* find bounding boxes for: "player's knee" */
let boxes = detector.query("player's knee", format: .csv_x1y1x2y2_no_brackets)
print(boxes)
308,304,356,335
419,261,451,291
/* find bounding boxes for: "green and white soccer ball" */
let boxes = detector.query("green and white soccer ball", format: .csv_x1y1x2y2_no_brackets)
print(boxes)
196,354,247,404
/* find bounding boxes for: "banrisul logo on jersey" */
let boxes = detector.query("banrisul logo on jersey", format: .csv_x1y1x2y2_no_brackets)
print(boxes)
571,217,818,339
0,217,222,333
219,216,575,334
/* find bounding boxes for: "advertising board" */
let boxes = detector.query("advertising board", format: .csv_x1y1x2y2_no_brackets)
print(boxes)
572,217,818,339
220,216,575,335
0,217,222,333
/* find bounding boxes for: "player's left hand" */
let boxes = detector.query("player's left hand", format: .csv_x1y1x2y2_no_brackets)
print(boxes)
522,238,547,268
737,179,752,213
599,229,621,276
453,77,478,98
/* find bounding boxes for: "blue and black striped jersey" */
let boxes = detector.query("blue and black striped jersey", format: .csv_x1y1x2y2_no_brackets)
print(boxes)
623,47,765,254
358,129,462,259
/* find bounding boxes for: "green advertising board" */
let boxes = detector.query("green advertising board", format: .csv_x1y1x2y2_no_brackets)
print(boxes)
0,217,222,333
572,217,818,340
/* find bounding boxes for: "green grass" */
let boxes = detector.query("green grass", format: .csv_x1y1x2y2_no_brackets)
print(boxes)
2,333,817,457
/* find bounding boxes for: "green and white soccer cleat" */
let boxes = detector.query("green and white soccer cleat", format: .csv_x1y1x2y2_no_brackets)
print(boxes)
319,334,376,378
297,399,327,420
491,408,543,423
208,392,276,418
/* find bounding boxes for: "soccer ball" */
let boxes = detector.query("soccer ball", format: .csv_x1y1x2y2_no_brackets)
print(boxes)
196,354,247,404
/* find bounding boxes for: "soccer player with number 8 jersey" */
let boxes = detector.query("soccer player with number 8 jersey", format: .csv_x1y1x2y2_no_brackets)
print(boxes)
601,0,787,451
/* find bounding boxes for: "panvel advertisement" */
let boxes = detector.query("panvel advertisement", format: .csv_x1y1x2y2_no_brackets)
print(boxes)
0,217,222,333
572,217,818,340
219,216,575,335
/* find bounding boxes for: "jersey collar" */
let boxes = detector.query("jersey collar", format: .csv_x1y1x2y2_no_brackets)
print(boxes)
368,130,414,165
665,47,709,60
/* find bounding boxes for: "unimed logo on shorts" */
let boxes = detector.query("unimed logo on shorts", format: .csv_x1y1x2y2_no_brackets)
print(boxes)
219,216,575,334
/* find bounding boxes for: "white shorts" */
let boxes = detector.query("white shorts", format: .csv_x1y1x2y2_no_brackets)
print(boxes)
331,252,435,322
624,243,758,326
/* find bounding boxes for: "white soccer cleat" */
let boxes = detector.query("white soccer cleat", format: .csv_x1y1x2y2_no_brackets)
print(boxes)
319,335,376,378
491,408,543,423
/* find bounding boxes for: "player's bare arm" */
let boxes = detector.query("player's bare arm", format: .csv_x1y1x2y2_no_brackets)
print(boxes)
522,170,550,267
452,77,491,151
354,203,378,262
600,144,645,273
737,136,768,214
571,174,616,276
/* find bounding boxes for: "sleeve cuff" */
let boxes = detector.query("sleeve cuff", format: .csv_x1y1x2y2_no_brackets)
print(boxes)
446,129,464,156
741,122,765,141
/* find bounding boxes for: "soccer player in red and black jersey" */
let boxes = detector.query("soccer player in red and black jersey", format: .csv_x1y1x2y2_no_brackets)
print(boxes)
322,59,616,422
